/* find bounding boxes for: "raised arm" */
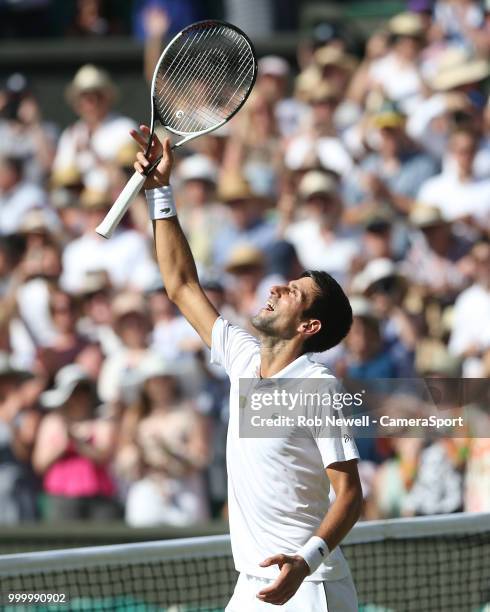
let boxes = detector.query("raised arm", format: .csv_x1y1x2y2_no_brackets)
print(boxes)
132,126,219,347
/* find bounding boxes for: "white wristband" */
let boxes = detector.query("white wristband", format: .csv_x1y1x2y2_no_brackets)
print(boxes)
145,185,177,220
296,536,330,574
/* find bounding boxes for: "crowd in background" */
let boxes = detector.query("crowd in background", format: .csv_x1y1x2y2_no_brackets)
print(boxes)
0,0,489,527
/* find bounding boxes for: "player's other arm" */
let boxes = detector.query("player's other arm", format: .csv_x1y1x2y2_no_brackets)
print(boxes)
258,459,362,605
132,125,219,347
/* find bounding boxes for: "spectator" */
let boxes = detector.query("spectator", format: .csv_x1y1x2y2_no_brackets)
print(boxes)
53,65,136,180
0,156,47,235
449,242,490,376
417,127,490,224
368,12,426,113
342,297,400,379
0,353,41,523
66,0,123,37
116,354,210,527
213,174,277,267
97,292,154,404
0,73,56,183
404,203,472,296
33,365,119,521
176,154,231,271
60,182,159,293
35,289,96,381
343,102,439,217
283,170,360,284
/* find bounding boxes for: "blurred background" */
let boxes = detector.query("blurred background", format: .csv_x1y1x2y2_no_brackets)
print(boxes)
0,0,489,551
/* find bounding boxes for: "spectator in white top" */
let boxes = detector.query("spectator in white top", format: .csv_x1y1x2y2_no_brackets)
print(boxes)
283,170,360,284
53,65,136,180
368,12,426,114
285,82,354,178
0,157,47,235
60,181,159,294
417,127,490,225
449,242,490,376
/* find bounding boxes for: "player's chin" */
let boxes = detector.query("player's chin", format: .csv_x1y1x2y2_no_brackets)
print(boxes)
251,310,274,331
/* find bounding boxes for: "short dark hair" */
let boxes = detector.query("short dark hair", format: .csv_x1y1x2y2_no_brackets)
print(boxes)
300,270,353,353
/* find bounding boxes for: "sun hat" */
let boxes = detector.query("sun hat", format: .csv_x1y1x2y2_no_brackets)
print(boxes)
409,204,446,228
429,48,489,91
179,155,219,184
352,258,406,294
298,170,338,200
65,64,118,105
40,364,93,409
258,55,290,78
225,244,265,273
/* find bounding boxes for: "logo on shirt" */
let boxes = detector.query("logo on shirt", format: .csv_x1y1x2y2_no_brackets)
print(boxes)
318,547,325,557
160,208,170,214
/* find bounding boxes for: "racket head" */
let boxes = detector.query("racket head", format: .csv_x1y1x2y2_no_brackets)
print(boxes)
150,20,257,138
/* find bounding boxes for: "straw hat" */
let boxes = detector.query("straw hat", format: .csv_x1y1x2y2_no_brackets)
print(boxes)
294,66,322,101
306,81,341,104
50,166,83,189
225,244,265,273
112,292,147,320
40,365,93,409
298,170,337,199
19,208,53,234
429,48,490,91
80,188,111,210
65,64,118,105
388,12,425,37
314,46,358,73
409,204,446,228
116,142,139,169
218,174,258,203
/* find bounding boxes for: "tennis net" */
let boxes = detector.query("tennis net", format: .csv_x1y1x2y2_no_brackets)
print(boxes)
0,512,489,611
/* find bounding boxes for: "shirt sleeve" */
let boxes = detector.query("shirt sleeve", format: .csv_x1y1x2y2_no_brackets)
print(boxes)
210,317,259,378
306,379,360,468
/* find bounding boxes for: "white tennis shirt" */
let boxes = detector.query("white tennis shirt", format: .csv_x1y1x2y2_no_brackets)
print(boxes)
210,317,359,582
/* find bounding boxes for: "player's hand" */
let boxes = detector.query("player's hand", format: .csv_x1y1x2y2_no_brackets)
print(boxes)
130,124,174,188
256,553,310,605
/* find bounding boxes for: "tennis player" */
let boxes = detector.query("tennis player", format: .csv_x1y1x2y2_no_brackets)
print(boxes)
131,126,362,611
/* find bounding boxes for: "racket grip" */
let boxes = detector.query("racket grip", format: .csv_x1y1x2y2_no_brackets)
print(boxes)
95,171,147,239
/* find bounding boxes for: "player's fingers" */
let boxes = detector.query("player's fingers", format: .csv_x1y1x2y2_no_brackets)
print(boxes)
259,554,285,567
136,152,150,168
134,161,144,174
130,129,148,150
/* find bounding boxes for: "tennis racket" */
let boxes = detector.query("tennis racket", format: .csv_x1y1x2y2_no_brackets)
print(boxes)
96,20,257,239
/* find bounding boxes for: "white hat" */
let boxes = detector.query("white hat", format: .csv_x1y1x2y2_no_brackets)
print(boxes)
136,354,178,385
66,64,117,104
40,365,92,409
298,171,338,199
349,296,378,319
430,48,489,91
179,155,219,184
0,353,31,380
258,55,290,77
352,258,405,293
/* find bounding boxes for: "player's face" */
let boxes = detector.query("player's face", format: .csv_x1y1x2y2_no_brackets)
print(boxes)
251,276,318,338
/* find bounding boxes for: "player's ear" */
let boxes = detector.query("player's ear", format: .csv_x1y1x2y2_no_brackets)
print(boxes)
298,318,321,337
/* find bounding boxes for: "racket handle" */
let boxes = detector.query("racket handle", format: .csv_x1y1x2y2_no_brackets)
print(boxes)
95,171,147,239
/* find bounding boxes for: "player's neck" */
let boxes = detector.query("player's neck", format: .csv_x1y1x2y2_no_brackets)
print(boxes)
258,335,303,378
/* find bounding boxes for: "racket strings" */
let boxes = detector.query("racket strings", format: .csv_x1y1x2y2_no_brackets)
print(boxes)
154,24,256,134
157,30,238,130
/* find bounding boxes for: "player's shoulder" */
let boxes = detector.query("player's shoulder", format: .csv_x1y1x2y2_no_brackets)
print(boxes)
303,353,337,380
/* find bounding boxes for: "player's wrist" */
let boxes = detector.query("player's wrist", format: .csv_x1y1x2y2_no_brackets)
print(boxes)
145,185,177,220
296,536,330,574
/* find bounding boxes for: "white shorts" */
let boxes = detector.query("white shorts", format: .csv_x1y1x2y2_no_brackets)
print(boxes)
225,572,358,612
